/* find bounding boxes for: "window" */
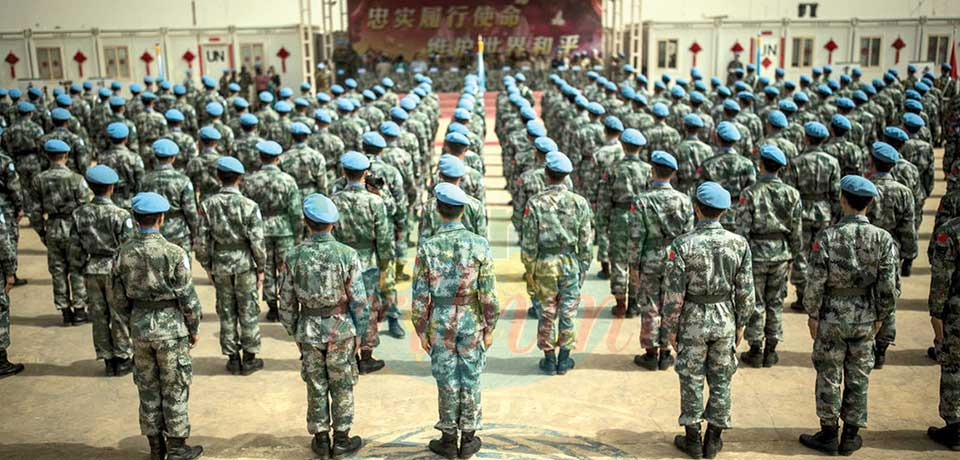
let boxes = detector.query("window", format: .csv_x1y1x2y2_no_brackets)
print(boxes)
103,46,130,79
928,35,950,65
656,39,677,69
240,43,265,68
36,46,63,80
859,37,881,67
791,37,814,67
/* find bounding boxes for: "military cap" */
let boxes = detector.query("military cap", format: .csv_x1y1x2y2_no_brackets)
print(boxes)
201,76,216,88
620,128,646,147
907,64,918,72
662,73,672,83
759,144,787,166
637,74,649,85
447,122,469,136
852,90,869,103
767,110,788,129
746,64,756,72
0,88,7,97
520,107,537,121
50,108,71,121
624,64,635,73
173,84,187,95
316,92,332,103
344,78,358,89
330,84,344,95
335,98,354,112
670,86,686,98
689,91,705,104
253,140,282,157
294,97,310,107
904,89,921,100
47,87,61,96
691,67,703,79
533,136,559,154
778,99,798,113
710,76,722,86
228,83,240,92
44,139,70,153
381,77,394,88
915,82,930,93
113,80,126,91
300,193,338,223
55,94,73,106
818,84,833,95
289,122,311,135
840,74,852,84
943,63,953,72
775,67,785,77
160,81,172,90
545,151,573,173
453,108,471,121
654,80,666,90
823,64,833,73
132,192,170,214
904,99,923,112
378,121,400,138
717,86,732,97
388,107,408,121
722,99,741,112
784,80,796,90
444,132,470,147
693,81,707,92
85,164,119,185
633,93,649,105
696,182,731,209
883,126,909,143
835,97,855,109
233,97,249,109
603,81,617,92
734,68,745,76
737,91,755,101
764,86,780,97
716,121,741,142
341,151,370,170
585,102,605,116
800,74,812,84
199,126,222,140
239,113,259,126
259,91,274,103
216,156,245,174
603,116,624,131
811,67,822,75
438,154,465,178
82,81,93,90
793,91,809,103
434,182,470,206
107,122,130,139
902,113,925,129
651,151,678,170
621,86,637,99
652,102,670,118
362,90,376,101
804,121,828,139
851,67,863,77
514,73,526,82
870,141,899,164
400,97,417,111
676,78,689,87
831,114,851,131
840,175,878,197
152,138,180,158
734,81,750,92
203,102,222,116
526,120,547,137
362,131,386,149
141,91,158,102
684,113,704,128
278,87,293,98
108,96,126,107
274,101,292,113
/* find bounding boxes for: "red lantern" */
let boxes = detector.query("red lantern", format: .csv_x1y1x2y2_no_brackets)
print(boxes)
73,51,87,78
182,50,195,68
824,38,838,65
689,41,702,66
276,47,290,73
891,37,906,64
140,51,154,76
4,51,19,78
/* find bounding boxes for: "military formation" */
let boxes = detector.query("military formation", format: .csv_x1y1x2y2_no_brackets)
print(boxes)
0,55,958,460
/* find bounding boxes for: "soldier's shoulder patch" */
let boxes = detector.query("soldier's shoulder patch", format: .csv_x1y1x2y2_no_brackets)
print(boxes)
937,232,949,244
524,207,530,217
183,253,191,271
125,218,133,229
668,249,676,260
812,241,820,252
695,167,702,175
739,196,746,205
7,163,14,172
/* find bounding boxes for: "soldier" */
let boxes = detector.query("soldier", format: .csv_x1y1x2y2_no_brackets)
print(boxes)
647,103,682,158
227,97,252,134
361,132,407,310
185,127,224,201
205,102,235,155
699,121,756,230
522,152,593,375
161,110,197,170
0,190,21,378
115,192,204,460
138,139,198,254
823,114,866,177
662,182,755,460
290,98,315,130
255,91,280,127
308,110,344,185
231,113,263,172
735,145,802,368
900,113,935,203
0,127,25,287
631,152,694,371
172,85,199,136
512,136,560,240
265,101,295,150
279,193,366,459
379,121,417,247
419,156,487,243
2,102,45,209
675,114,713,194
589,116,625,279
798,176,898,457
98,122,145,211
928,214,960,449
331,151,391,374
29,140,92,326
438,133,485,206
281,122,328,198
70,165,134,375
242,141,301,322
41,108,90,173
197,76,228,126
198,155,268,375
412,182,500,460
101,96,140,153
134,92,169,165
330,99,364,153
761,110,799,164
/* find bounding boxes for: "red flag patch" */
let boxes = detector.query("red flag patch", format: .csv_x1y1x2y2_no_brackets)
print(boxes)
937,233,949,243
739,196,746,205
630,203,636,213
524,207,530,216
696,167,703,175
812,241,820,252
668,250,676,260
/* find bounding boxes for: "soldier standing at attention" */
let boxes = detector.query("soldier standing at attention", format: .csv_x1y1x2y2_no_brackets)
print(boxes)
29,140,92,326
115,192,204,460
735,145,802,368
161,110,197,170
139,139,198,254
799,176,898,456
232,113,265,173
197,157,266,375
98,122,145,211
522,152,593,375
134,92,169,166
699,121,756,231
242,140,302,322
185,127,224,201
632,151,694,371
412,182,500,460
590,116,625,280
280,122,328,198
674,114,712,195
662,182,755,460
279,194,366,459
928,215,960,450
70,165,135,376
0,191,22,378
419,156,487,243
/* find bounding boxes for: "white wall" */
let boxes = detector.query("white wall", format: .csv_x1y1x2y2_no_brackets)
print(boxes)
637,0,960,23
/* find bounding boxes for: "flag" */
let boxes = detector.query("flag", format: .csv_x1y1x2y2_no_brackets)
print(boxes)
477,35,486,90
951,41,958,79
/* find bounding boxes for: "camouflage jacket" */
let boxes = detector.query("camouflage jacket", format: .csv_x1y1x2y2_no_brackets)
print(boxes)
99,114,139,152
329,117,364,153
597,154,652,225
431,164,485,206
0,152,22,214
699,147,757,227
645,122,682,156
674,136,712,192
241,165,302,238
521,184,594,275
0,211,16,276
27,164,92,240
2,117,44,154
307,129,345,174
210,119,236,154
69,197,134,274
40,127,90,173
734,174,802,263
822,136,866,177
762,132,800,163
380,145,416,193
512,166,573,231
185,148,222,200
196,186,266,275
161,128,198,170
331,182,392,271
97,144,145,210
782,147,841,224
929,217,960,320
139,164,198,242
419,190,487,245
279,142,328,196
631,181,694,268
900,137,935,196
867,173,917,260
232,131,265,173
133,109,168,151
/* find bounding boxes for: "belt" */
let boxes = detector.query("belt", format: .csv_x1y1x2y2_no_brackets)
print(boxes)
216,242,249,251
435,293,479,306
801,193,832,201
825,287,869,298
686,293,731,304
301,304,344,319
539,247,574,256
750,232,785,241
47,212,72,219
614,202,634,210
132,299,179,309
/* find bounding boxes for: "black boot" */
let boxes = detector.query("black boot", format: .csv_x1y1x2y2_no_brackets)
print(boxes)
702,424,724,459
799,423,839,455
874,342,889,369
929,345,941,361
147,434,166,460
790,291,804,312
526,306,538,319
12,276,26,287
557,348,575,375
763,340,779,368
428,431,458,459
165,437,203,460
396,262,411,281
72,307,90,325
114,357,133,377
928,423,960,451
539,350,557,375
332,430,362,458
633,350,658,370
838,424,862,456
358,350,385,374
598,262,610,280
625,298,639,318
740,343,763,368
226,354,242,375
459,430,481,459
674,424,703,459
104,358,116,377
901,259,913,277
658,349,675,370
612,297,627,318
387,317,406,339
265,300,279,322
61,308,75,327
0,350,25,379
311,432,331,459
241,351,264,375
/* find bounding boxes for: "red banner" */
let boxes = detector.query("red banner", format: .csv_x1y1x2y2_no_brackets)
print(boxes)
347,0,602,59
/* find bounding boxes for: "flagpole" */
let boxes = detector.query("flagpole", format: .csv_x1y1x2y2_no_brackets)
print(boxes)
478,35,486,91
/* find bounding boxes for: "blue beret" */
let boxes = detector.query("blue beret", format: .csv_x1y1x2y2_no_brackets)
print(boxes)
9,88,22,99
734,81,749,92
331,84,344,95
413,87,427,97
286,122,309,136
256,140,283,156
336,98,353,111
233,97,249,108
871,142,900,163
453,108,471,121
316,92,332,103
341,150,370,170
435,182,470,206
620,128,646,147
653,80,666,90
259,91,274,103
768,110,788,129
691,68,703,79
696,182,731,209
831,114,851,131
51,108,71,121
545,151,573,173
228,83,240,92
447,122,469,136
132,192,170,214
205,102,224,116
764,86,780,97
274,101,292,113
684,113,704,128
758,76,770,86
108,96,126,107
313,108,334,123
141,91,158,101
759,144,787,166
800,75,812,84
526,120,547,137
400,97,417,111
444,132,470,147
0,88,7,97
840,175,878,197
130,84,145,95
82,81,93,90
904,89,921,101
533,136,558,153
817,84,833,96
915,82,930,93
633,93,649,105
603,116,624,131
362,131,386,148
775,67,785,77
676,78,689,87
373,85,385,96
694,81,707,92
723,99,741,112
621,86,636,99
784,80,796,90
840,74,852,84
811,67,822,75
652,102,670,118
793,91,809,103
201,76,216,88
944,63,953,72
651,151,678,170
438,154,466,178
670,86,686,98
903,112,925,128
624,64,635,73
239,113,259,126
689,91,705,104
303,193,339,223
107,122,130,139
586,102,605,116
889,67,900,76
884,126,909,143
381,77,394,88
662,73,672,83
362,90,376,101
716,121,741,142
908,64,918,72
52,87,63,96
746,64,756,72
344,78,357,88
173,85,187,95
279,87,293,98
520,107,537,121
85,165,119,185
852,68,862,77
379,121,401,137
55,94,73,106
199,126,222,140
300,82,311,91
835,97,855,109
44,139,70,153
738,91,755,101
904,99,923,112
823,65,833,73
514,73,526,83
778,99,797,112
710,76,722,86
637,74,649,84
852,90,869,103
717,86,732,97
152,138,180,157
804,121,828,139
216,156,245,174
164,109,185,122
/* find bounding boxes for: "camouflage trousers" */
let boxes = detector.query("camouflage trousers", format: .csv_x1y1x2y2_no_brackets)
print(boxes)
14,153,45,211
595,219,610,265
381,262,399,321
812,321,875,427
429,307,486,434
132,337,192,437
791,221,829,296
638,268,666,350
212,270,262,356
263,236,295,304
360,266,383,352
84,274,132,360
0,290,9,351
532,255,581,352
47,237,87,311
167,236,192,256
608,210,638,299
744,261,789,345
301,339,359,434
876,309,896,347
676,330,738,428
939,313,960,423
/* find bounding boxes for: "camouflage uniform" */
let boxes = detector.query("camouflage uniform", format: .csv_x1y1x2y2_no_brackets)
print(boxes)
197,186,266,357
929,217,960,427
0,211,16,359
646,122,682,158
231,130,265,174
0,151,22,261
597,155,651,303
134,109,168,163
419,190,487,243
185,147,221,201
307,129,345,185
674,134,712,195
329,116,364,153
587,140,623,265
97,143,145,211
280,142,328,197
161,128,197,171
900,136,935,199
138,164,198,253
823,135,867,177
699,147,757,230
661,219,755,428
804,214,898,428
412,221,500,434
41,126,90,173
2,116,45,209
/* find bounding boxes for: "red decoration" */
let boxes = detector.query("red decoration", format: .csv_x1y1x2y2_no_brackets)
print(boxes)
72,51,87,78
731,41,744,54
891,36,906,64
276,47,290,73
761,56,773,69
4,51,18,79
689,41,702,66
824,38,838,65
140,51,154,75
182,50,195,68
